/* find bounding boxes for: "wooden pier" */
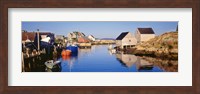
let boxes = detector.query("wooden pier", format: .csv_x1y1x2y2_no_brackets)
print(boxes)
78,43,92,49
22,48,56,72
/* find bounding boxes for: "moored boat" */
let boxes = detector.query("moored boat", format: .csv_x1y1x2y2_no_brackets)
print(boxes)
45,60,61,69
61,50,71,56
66,44,78,54
108,45,113,50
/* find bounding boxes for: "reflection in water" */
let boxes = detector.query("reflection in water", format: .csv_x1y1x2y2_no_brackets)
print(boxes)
139,56,178,72
115,52,165,72
115,53,137,68
136,57,154,71
114,51,178,72
60,54,78,72
78,48,92,57
43,45,178,72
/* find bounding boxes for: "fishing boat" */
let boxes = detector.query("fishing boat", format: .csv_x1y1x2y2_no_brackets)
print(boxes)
61,50,71,56
62,55,71,60
66,44,78,55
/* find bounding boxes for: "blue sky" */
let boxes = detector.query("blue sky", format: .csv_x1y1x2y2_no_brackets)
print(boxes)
22,21,178,38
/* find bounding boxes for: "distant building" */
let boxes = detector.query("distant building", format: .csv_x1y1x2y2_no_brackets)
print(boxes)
67,31,86,42
78,36,90,43
67,32,76,41
88,35,96,41
135,28,155,43
55,35,64,40
116,32,137,49
66,31,92,43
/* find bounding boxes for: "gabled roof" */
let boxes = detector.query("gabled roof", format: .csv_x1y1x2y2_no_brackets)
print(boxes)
81,33,86,36
88,35,95,38
22,32,36,41
72,31,85,37
137,28,155,34
116,32,129,40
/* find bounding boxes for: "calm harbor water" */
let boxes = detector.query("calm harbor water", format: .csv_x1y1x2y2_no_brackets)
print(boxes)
52,45,178,72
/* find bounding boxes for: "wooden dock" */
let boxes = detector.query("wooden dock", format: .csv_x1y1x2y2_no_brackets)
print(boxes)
78,43,92,48
22,48,56,72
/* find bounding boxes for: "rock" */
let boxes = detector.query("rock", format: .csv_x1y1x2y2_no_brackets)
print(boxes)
133,31,178,60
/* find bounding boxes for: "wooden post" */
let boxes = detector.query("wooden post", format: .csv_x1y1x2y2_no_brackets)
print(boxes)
37,29,40,51
22,52,25,72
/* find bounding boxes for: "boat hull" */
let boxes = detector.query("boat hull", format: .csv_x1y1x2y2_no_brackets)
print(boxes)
66,45,78,55
61,50,71,56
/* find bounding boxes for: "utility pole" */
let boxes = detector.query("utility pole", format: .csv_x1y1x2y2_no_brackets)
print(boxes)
37,29,40,51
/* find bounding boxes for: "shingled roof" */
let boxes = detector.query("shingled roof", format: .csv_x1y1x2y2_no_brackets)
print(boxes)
116,32,129,40
137,28,155,34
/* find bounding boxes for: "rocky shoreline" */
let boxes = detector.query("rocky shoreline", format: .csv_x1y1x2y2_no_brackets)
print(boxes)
124,31,178,60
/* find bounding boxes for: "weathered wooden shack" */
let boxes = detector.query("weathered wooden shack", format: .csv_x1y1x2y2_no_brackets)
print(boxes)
135,28,155,43
116,32,137,49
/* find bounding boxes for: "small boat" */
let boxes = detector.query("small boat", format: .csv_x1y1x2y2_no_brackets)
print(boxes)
108,45,113,50
61,50,71,56
111,49,116,53
108,49,116,55
45,60,61,69
66,44,78,54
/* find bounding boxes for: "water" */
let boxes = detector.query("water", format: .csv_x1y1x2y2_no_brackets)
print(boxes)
54,45,178,72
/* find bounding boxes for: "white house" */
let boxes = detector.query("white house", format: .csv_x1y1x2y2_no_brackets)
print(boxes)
67,31,86,41
67,32,76,41
135,28,155,43
88,35,96,41
116,32,137,49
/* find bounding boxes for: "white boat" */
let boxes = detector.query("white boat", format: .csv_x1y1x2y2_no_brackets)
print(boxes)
111,49,116,53
45,60,61,69
108,45,113,50
41,37,51,43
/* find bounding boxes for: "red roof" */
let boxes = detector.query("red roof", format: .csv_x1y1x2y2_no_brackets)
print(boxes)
78,37,90,43
22,32,36,41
